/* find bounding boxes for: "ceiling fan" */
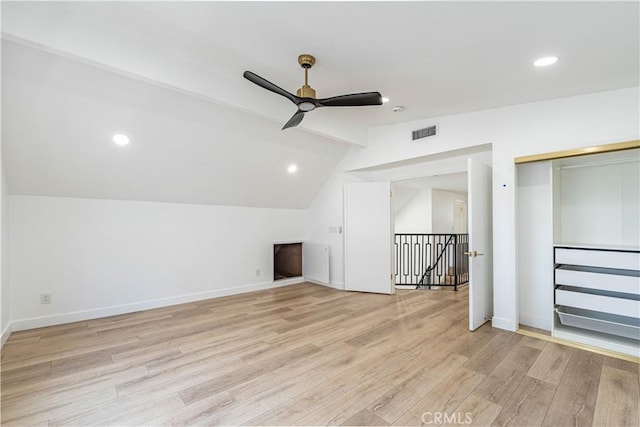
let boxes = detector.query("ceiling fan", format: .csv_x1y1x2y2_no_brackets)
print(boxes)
243,54,383,130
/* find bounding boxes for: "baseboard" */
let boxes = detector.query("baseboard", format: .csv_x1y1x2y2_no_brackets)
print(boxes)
327,280,345,290
274,276,306,286
10,280,297,332
491,316,517,332
305,279,344,290
518,314,552,332
303,276,340,288
1,321,12,347
305,278,327,286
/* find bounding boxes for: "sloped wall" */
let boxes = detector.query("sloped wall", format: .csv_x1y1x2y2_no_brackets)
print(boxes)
431,189,467,234
394,188,432,234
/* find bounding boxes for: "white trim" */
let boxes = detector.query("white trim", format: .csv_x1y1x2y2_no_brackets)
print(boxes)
272,276,305,286
553,327,640,358
10,280,298,332
304,277,333,287
518,314,551,332
326,280,345,290
1,322,12,347
307,279,344,290
492,316,517,331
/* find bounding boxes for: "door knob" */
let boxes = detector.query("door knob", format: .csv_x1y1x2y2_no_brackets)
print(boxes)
464,251,485,257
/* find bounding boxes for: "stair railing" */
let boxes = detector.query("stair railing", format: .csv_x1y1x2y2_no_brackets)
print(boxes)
394,233,469,291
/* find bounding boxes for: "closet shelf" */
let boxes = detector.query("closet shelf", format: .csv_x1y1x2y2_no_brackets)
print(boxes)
553,245,639,356
556,306,640,340
555,265,640,295
555,247,640,270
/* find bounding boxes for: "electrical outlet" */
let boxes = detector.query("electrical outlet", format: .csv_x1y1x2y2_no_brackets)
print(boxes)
256,269,260,276
40,293,52,304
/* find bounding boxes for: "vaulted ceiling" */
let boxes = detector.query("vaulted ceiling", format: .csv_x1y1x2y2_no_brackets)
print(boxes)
2,1,638,208
2,41,348,208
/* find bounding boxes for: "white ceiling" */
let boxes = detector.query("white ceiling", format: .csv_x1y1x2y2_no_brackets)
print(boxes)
1,1,638,208
395,172,469,194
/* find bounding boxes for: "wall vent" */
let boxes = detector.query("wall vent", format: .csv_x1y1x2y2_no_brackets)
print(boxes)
412,124,438,141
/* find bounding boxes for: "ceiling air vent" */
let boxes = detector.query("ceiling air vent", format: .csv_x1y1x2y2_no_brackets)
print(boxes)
412,124,438,141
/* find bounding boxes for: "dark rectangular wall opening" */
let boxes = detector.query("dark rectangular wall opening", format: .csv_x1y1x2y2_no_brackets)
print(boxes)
274,243,302,281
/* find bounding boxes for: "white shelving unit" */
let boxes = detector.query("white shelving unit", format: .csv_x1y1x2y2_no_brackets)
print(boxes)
517,146,640,357
553,246,639,356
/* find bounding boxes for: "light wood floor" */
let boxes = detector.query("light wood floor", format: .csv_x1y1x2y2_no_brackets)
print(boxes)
1,283,638,426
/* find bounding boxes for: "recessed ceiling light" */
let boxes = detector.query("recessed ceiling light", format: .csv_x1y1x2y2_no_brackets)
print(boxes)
534,56,558,67
287,164,298,174
112,134,130,146
382,97,390,103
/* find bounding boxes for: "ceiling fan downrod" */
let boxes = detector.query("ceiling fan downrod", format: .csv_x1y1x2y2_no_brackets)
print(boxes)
297,54,316,99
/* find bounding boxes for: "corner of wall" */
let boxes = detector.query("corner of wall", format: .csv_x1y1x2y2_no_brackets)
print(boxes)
328,280,345,290
1,321,12,347
0,163,9,347
492,316,517,332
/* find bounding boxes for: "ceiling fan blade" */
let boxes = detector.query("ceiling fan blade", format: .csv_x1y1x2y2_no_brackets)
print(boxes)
316,92,383,107
243,71,298,104
282,111,305,130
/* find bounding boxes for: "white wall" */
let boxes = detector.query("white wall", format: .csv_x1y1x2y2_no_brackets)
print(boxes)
307,87,640,331
305,159,366,289
392,185,419,216
394,188,467,234
558,159,640,247
395,188,432,233
1,41,9,344
517,161,553,331
1,167,10,345
9,195,307,330
431,189,467,234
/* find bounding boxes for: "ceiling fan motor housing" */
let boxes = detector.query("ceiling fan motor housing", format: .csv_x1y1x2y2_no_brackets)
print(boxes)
297,85,316,98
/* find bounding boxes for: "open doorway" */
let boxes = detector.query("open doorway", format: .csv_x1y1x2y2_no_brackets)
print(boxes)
393,172,470,290
343,145,494,331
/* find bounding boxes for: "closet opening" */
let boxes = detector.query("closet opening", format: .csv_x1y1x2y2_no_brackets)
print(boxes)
516,143,639,357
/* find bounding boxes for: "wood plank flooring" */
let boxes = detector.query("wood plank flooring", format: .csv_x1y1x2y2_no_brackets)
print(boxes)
1,283,638,426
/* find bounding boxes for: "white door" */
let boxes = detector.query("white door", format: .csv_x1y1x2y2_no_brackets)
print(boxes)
468,158,493,331
344,182,395,294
